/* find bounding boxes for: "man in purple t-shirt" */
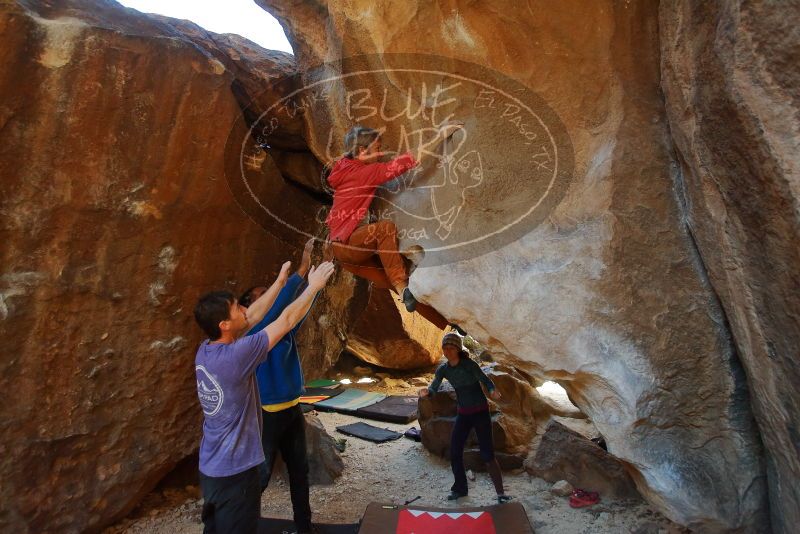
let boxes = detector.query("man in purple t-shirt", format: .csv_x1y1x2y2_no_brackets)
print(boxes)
193,260,335,534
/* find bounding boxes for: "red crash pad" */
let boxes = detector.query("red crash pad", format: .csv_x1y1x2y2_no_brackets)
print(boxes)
358,501,533,533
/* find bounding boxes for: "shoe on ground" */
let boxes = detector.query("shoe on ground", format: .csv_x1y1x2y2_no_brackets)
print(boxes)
447,491,466,501
497,494,514,504
569,488,600,508
402,287,418,312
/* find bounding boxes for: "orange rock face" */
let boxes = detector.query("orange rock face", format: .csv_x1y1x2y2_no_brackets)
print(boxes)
0,2,356,531
346,289,443,370
0,2,452,530
2,0,797,532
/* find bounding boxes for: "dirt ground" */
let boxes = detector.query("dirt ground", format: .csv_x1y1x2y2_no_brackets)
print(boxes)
106,388,687,534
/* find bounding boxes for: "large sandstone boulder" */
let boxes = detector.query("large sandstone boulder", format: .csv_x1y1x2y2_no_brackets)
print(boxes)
3,1,796,533
0,2,452,530
659,4,800,531
525,420,640,500
259,0,770,530
346,288,443,370
0,2,359,531
271,413,344,485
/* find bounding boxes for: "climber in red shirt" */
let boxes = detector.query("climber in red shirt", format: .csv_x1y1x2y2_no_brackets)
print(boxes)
325,122,465,333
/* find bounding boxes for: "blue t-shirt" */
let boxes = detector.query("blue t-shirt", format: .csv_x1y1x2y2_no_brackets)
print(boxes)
195,330,270,477
247,273,312,407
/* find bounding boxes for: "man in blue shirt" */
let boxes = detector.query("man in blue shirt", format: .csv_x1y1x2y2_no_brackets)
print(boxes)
238,238,317,533
193,257,334,534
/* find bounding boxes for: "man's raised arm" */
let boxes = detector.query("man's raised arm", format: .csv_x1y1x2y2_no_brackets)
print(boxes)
264,262,335,350
246,261,292,327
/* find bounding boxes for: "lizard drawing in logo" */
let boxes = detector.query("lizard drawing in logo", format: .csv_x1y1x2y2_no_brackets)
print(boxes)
430,146,484,240
380,126,485,242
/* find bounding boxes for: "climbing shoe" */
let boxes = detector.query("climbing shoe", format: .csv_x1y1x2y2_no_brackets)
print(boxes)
497,494,514,504
569,488,600,508
449,323,467,336
402,287,418,312
447,491,466,501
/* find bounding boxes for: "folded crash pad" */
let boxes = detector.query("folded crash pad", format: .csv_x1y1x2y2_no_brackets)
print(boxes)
314,389,386,413
354,395,419,424
305,379,340,388
300,386,346,404
336,422,403,443
358,501,534,534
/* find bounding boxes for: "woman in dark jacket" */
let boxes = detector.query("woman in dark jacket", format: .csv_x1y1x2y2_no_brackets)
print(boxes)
419,333,513,503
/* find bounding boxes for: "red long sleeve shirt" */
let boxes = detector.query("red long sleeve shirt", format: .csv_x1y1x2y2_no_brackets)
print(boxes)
325,152,418,242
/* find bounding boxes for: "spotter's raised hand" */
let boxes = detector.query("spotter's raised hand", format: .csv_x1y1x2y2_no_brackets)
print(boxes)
307,261,335,291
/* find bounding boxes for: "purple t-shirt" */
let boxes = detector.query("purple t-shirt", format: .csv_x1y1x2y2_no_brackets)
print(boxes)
195,330,270,477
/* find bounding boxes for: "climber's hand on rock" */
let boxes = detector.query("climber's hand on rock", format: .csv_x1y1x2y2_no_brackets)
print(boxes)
418,388,430,398
490,390,502,401
298,238,314,278
438,120,464,138
308,261,335,291
322,240,335,263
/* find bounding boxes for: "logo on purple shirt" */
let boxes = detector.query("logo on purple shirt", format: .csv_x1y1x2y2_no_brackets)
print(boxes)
196,365,224,416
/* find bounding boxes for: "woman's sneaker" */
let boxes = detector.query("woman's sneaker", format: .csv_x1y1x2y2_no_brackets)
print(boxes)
447,491,466,501
497,494,514,504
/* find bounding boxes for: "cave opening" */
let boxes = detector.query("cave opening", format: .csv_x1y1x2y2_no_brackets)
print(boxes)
117,0,293,54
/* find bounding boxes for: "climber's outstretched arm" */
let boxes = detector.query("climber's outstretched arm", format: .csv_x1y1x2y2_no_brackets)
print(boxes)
419,364,447,398
263,262,335,350
296,237,314,278
245,261,292,327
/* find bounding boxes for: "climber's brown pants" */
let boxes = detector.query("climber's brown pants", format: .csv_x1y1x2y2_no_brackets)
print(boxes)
330,221,449,330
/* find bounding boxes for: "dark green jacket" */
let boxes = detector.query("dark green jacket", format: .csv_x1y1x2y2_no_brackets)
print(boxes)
428,357,495,412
